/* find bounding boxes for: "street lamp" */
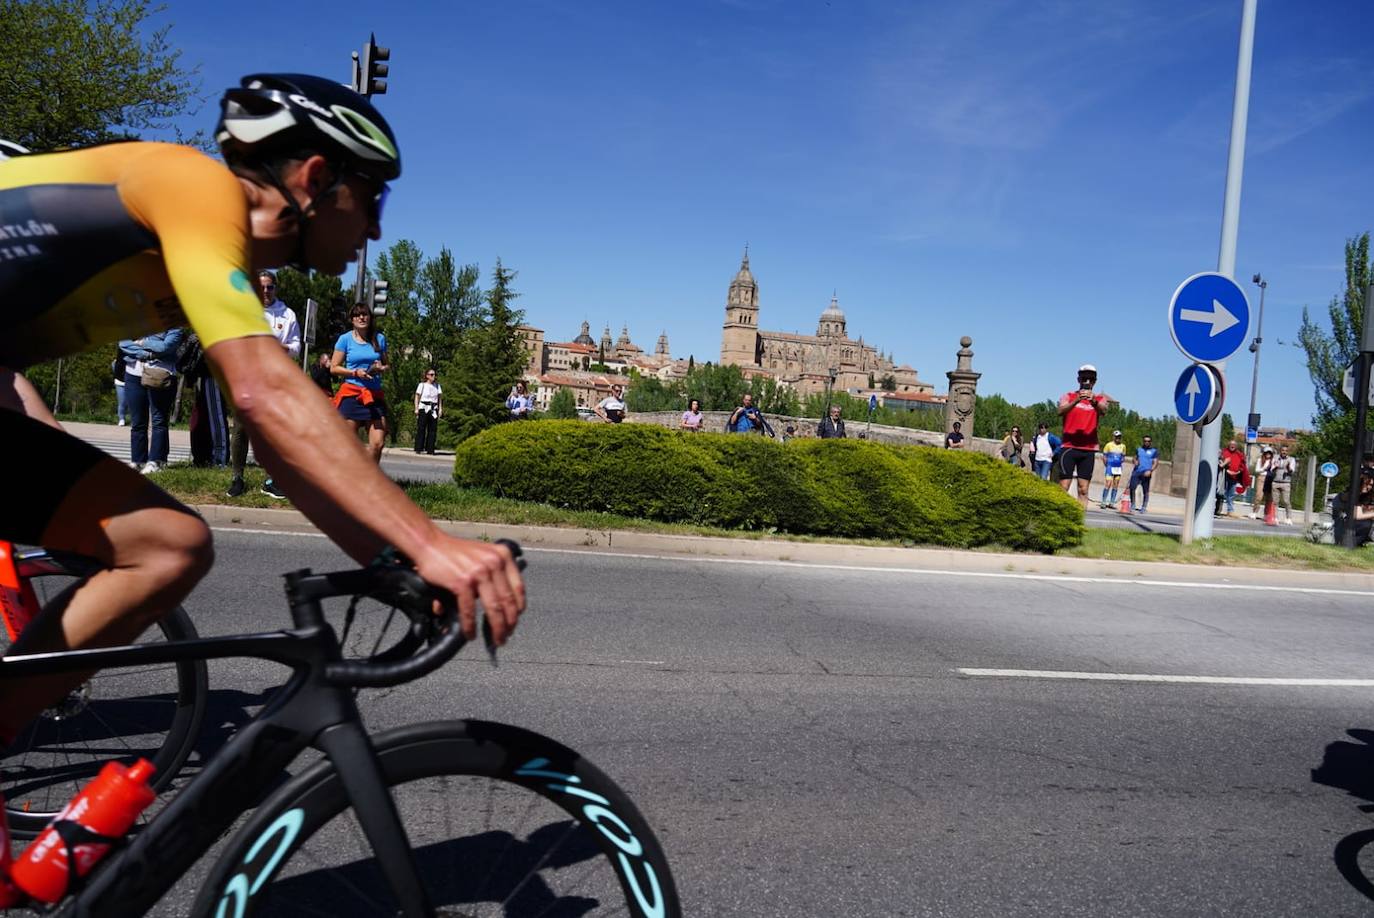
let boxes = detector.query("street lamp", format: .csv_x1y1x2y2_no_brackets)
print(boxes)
825,364,839,416
1248,272,1267,437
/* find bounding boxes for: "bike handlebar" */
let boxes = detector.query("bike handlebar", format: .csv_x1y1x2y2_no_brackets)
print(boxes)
306,539,525,688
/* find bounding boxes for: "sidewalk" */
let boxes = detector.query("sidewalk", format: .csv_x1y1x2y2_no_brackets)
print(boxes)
62,421,454,463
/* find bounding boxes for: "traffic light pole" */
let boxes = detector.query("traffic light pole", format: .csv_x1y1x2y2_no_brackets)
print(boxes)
1340,278,1374,548
348,34,390,307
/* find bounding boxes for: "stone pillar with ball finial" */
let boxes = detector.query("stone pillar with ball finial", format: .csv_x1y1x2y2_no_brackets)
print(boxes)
945,336,981,437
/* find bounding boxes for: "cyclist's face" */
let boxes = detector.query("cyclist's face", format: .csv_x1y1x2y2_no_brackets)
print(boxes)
303,165,384,274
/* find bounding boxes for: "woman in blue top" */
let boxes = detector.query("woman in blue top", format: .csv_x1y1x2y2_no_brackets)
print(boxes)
330,304,390,463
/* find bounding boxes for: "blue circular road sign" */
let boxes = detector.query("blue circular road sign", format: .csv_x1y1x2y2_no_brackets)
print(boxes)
1168,272,1251,364
1174,363,1222,426
1321,461,1339,479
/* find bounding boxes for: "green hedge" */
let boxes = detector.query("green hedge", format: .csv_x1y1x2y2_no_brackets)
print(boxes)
452,421,1084,551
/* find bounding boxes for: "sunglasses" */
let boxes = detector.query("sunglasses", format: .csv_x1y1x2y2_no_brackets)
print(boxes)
353,175,390,225
261,283,276,290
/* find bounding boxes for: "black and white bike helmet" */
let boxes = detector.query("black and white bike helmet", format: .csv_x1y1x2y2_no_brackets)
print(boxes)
0,140,31,162
217,73,400,182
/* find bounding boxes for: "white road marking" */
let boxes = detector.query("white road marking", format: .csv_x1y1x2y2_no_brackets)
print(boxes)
205,528,1374,598
957,668,1374,687
524,547,1374,597
210,526,327,538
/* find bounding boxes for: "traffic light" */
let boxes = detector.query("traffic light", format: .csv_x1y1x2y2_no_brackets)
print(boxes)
367,278,389,316
360,33,389,97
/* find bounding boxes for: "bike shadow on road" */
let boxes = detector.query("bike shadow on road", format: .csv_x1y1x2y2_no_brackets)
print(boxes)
1311,728,1374,901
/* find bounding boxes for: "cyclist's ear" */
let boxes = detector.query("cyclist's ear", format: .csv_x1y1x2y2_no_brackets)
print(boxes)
290,155,333,197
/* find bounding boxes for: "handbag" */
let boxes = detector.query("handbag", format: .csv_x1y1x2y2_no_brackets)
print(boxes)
140,365,174,389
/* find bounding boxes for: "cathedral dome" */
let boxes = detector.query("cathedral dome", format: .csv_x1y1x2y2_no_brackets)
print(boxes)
820,293,844,320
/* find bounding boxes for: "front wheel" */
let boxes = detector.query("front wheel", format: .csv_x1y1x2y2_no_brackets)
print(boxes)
193,720,681,918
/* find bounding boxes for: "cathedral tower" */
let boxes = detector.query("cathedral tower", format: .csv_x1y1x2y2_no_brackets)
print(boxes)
720,247,760,367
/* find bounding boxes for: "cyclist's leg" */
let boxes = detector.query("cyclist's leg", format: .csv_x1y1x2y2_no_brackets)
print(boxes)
0,391,213,742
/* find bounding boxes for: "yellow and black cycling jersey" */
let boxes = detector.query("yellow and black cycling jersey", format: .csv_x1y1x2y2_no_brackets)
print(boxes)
0,141,271,368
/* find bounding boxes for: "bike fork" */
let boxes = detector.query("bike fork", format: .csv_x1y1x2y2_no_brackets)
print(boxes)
316,721,434,918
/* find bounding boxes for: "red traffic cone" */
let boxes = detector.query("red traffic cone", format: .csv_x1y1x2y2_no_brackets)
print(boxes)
1264,500,1277,526
1119,494,1132,514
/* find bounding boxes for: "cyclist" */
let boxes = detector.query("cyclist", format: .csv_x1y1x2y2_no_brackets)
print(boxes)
0,74,525,749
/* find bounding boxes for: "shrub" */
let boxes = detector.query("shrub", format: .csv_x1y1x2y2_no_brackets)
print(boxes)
452,421,1083,551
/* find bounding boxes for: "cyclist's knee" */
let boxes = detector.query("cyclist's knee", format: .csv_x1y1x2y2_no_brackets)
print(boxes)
131,509,214,588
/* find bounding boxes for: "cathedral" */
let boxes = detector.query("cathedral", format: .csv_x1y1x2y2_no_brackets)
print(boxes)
718,250,931,398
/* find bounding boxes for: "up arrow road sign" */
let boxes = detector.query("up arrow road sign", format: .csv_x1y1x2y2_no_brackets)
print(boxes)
1169,272,1250,363
1174,363,1222,426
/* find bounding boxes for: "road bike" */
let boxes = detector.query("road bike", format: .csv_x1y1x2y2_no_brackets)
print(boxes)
0,540,681,917
0,541,206,837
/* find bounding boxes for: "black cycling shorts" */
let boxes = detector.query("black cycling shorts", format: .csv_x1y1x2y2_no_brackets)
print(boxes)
0,409,110,544
1058,447,1096,482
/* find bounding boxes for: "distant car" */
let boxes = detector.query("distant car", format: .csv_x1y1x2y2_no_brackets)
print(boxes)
576,406,596,420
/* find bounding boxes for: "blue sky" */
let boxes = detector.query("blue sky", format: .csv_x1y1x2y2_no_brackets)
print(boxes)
163,0,1374,428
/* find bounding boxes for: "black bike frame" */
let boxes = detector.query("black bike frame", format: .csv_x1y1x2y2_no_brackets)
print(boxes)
0,566,442,918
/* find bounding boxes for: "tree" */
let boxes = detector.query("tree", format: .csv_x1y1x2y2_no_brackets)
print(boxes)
441,259,527,444
547,387,578,419
1,0,203,152
879,374,898,392
1298,233,1371,483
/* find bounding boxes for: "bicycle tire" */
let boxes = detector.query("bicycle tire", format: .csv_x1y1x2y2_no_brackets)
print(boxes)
192,720,681,918
0,559,207,837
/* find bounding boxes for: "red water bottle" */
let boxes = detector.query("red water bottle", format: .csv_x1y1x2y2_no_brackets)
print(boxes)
11,759,156,903
0,791,24,907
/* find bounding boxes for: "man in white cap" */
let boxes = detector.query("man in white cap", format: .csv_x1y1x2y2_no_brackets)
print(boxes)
1056,364,1110,508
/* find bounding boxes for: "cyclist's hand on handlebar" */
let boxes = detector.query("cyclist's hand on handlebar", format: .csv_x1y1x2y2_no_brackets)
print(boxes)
414,534,525,646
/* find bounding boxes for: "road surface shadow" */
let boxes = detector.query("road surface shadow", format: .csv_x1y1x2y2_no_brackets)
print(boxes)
1312,728,1374,901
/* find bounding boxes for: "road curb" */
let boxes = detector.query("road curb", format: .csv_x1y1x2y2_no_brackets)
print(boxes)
193,504,1374,591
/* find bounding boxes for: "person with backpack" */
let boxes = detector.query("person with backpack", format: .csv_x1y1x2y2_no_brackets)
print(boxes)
1056,364,1111,508
728,394,765,434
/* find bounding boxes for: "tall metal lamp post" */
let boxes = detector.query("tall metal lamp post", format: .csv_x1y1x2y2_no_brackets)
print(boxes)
825,364,839,416
1245,273,1268,494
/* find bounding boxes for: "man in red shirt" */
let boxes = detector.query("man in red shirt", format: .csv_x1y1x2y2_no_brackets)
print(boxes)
1217,439,1247,516
1056,364,1110,508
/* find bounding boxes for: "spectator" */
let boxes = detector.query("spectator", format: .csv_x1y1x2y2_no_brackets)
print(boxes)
1356,468,1374,546
1129,435,1158,513
680,398,704,432
183,334,229,468
1029,423,1059,480
1249,446,1276,520
505,380,532,421
1000,426,1025,467
309,352,334,395
596,383,627,423
1217,439,1247,516
111,355,128,426
119,328,186,474
817,405,846,439
1270,444,1297,524
1056,363,1110,508
330,303,390,464
1099,429,1126,508
414,368,443,454
227,272,306,497
728,393,766,434
782,424,796,443
258,270,301,359
944,421,965,449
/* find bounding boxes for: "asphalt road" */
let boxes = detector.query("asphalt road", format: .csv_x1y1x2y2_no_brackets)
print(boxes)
127,528,1374,916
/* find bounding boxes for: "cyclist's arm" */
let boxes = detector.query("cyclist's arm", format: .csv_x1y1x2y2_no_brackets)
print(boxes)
206,335,524,642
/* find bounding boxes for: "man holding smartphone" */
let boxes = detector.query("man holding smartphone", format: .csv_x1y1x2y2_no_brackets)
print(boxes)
1056,364,1110,508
